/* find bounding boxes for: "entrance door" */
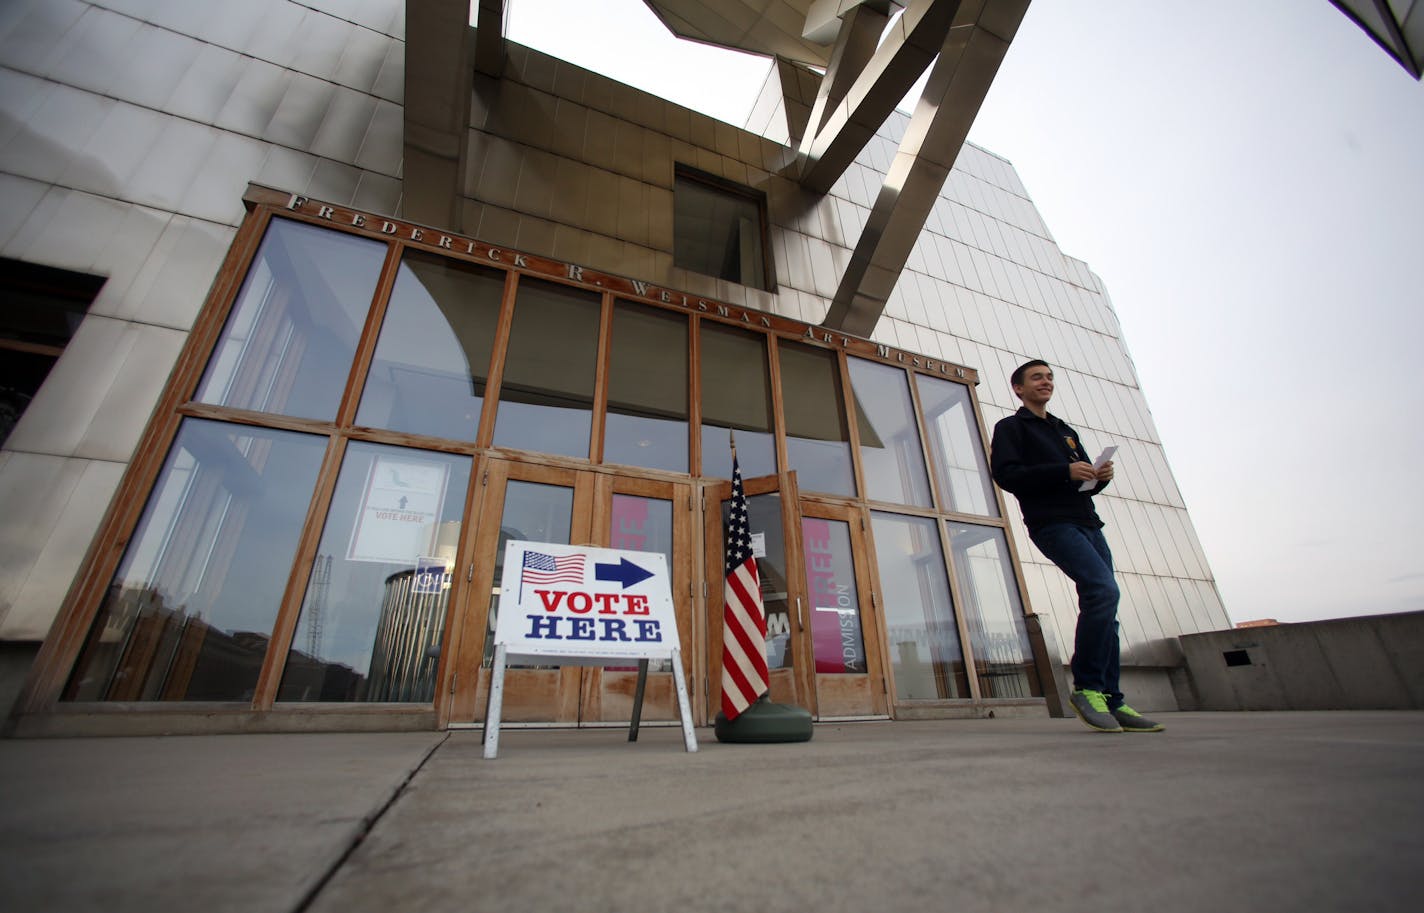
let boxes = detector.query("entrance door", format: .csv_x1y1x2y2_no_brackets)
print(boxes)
703,472,814,718
579,474,695,725
799,501,888,718
441,459,694,726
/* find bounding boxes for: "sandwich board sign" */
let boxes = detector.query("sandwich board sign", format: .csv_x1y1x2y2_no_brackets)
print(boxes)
482,540,697,759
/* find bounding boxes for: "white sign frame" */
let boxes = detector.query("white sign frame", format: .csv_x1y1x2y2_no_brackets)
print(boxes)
482,540,697,759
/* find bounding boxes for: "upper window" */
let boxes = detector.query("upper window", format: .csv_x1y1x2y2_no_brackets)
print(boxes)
603,301,689,472
195,218,386,422
0,259,103,448
356,251,505,442
492,277,601,458
673,167,771,291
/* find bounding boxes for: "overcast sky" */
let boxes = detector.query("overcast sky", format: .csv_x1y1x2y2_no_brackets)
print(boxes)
504,0,1424,626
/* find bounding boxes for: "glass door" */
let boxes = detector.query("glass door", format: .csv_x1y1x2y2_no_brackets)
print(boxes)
702,472,813,719
799,501,888,718
578,475,696,725
443,459,591,725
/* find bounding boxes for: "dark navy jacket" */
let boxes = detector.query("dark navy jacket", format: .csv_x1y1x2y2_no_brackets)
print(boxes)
990,406,1108,532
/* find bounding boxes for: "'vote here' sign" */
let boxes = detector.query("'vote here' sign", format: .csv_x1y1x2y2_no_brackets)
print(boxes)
494,540,678,661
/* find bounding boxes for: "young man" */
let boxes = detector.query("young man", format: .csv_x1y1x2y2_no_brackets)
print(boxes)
989,359,1164,733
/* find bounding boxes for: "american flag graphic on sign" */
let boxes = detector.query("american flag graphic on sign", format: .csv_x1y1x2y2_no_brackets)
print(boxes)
521,550,585,586
719,455,768,721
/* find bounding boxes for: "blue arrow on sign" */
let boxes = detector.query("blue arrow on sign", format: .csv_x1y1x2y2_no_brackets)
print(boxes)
595,557,655,589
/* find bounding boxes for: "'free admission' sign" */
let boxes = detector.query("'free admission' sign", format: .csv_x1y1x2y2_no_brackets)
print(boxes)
494,540,677,661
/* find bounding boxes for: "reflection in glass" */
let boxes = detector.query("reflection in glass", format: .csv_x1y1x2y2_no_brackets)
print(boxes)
802,517,867,673
195,218,386,421
493,278,600,458
356,252,504,441
609,494,676,672
278,443,470,702
721,492,793,670
918,374,997,516
947,523,1041,698
700,322,776,478
604,303,688,472
65,420,327,702
780,342,854,496
484,480,574,667
870,511,968,699
848,358,933,506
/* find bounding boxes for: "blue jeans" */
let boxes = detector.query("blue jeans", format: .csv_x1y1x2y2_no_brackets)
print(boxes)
1029,523,1122,709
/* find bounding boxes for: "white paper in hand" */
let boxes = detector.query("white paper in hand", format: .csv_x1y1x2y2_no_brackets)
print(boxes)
1079,445,1117,491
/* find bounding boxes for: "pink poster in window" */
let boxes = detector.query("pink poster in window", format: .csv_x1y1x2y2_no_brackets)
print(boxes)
802,517,867,673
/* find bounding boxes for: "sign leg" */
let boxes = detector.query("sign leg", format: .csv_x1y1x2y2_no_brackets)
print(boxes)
628,658,649,742
670,648,698,753
482,644,508,760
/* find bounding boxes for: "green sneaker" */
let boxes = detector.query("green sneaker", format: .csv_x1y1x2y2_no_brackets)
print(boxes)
1069,689,1122,732
1111,705,1164,732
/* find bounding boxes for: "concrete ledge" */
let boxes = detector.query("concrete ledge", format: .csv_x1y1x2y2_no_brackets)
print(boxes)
1180,611,1424,710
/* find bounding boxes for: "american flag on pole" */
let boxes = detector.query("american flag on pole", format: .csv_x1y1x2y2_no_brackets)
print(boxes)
720,455,769,721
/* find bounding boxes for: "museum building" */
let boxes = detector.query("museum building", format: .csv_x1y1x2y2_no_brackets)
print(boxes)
0,0,1229,735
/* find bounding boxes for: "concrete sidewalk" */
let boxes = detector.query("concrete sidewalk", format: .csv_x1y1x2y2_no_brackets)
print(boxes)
2,712,1421,913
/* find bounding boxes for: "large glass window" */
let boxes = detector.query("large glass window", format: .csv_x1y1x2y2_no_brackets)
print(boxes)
700,322,776,479
603,302,689,472
848,358,933,507
779,342,855,496
946,523,1041,699
195,218,386,421
674,168,769,291
356,252,504,441
493,278,601,458
277,443,471,702
917,374,997,516
870,512,968,700
65,420,327,702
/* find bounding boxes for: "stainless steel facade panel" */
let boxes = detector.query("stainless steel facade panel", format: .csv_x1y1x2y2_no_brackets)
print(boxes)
93,213,234,330
270,70,339,151
129,119,220,213
7,314,184,461
44,5,141,95
0,451,125,639
309,85,377,164
513,145,558,220
549,98,589,162
243,1,311,71
255,144,321,199
216,56,290,138
110,23,203,110
307,157,363,206
356,97,403,175
166,42,246,124
334,25,392,95
0,173,48,250
0,0,86,76
351,168,401,214
3,80,108,185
